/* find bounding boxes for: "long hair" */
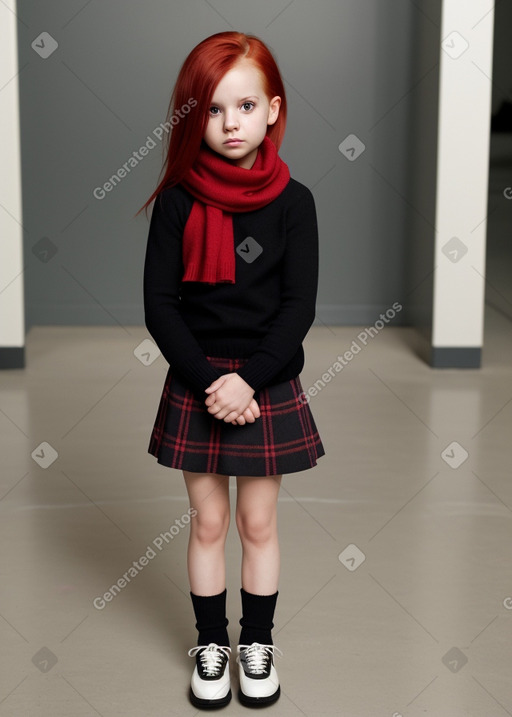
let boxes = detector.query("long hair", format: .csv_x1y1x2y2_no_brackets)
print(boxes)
136,31,287,217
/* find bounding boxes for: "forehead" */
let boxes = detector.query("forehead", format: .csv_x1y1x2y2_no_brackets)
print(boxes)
211,60,265,99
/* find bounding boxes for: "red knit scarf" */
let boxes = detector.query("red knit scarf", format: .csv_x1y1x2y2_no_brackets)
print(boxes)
180,136,290,284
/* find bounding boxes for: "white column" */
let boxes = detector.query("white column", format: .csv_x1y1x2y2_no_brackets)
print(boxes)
0,0,25,368
431,0,494,367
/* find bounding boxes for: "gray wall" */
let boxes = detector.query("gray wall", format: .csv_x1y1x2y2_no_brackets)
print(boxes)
18,0,427,329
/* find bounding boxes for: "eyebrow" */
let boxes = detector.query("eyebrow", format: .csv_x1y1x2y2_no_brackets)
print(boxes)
210,95,260,104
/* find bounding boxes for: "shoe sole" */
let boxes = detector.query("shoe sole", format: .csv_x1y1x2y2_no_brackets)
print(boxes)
238,685,281,707
189,686,232,709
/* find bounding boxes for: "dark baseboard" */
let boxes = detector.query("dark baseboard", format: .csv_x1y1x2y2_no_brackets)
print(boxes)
0,347,25,369
431,347,481,368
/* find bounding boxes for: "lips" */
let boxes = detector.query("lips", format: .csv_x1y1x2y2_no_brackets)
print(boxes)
224,139,244,145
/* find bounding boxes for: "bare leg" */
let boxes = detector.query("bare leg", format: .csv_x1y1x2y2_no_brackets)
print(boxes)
235,475,282,594
183,470,230,595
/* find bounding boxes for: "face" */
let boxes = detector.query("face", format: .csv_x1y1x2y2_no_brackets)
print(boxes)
203,60,281,169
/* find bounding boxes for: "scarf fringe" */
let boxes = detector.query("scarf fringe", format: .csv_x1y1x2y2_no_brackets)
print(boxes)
181,261,236,285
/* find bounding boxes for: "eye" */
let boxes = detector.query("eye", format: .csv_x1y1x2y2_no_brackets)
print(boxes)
241,101,254,112
209,106,220,116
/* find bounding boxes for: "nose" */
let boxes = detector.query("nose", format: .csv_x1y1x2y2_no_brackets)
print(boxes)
223,108,239,132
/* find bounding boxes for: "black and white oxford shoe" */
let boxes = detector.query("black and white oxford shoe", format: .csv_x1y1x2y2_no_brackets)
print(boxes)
187,643,232,709
236,642,283,706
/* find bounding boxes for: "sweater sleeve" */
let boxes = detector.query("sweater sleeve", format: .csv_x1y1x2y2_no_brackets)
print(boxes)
143,188,222,399
236,185,319,392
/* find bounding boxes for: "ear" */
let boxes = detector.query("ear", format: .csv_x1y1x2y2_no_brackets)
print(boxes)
267,96,281,126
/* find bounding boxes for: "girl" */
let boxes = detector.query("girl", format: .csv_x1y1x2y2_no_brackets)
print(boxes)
139,31,325,709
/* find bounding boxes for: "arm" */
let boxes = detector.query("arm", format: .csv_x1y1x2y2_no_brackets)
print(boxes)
143,188,222,399
236,185,319,392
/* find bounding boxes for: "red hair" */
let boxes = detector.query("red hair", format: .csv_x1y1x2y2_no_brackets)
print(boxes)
136,31,287,217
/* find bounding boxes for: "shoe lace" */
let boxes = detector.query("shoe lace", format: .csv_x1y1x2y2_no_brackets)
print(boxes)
188,643,231,677
237,642,283,674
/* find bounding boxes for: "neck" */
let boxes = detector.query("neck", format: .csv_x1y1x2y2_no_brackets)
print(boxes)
232,147,259,170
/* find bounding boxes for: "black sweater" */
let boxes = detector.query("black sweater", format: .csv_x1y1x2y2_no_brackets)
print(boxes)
143,177,319,401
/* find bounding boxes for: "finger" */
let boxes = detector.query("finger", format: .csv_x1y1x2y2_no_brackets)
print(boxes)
204,375,227,393
211,406,231,420
243,408,255,423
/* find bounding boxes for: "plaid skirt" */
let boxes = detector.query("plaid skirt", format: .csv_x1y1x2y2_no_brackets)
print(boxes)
148,356,325,476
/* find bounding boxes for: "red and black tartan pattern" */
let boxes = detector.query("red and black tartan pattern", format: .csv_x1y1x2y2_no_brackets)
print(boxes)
148,356,325,476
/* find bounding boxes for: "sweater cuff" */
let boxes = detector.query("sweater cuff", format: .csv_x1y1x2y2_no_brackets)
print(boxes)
235,363,273,394
184,360,224,401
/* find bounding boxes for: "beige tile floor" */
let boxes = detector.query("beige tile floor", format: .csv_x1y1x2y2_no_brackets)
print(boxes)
1,307,511,716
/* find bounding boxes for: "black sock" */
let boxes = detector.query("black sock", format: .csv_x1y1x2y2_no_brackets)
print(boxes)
190,589,230,647
239,588,278,646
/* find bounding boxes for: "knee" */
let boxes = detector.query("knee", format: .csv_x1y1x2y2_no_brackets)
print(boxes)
192,509,229,545
236,510,275,546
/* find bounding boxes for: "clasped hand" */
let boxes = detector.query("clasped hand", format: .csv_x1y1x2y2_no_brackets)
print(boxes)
204,373,260,425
